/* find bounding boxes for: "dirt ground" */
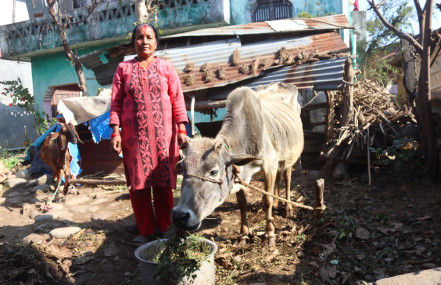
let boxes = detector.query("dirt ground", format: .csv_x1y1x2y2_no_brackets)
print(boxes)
1,155,440,285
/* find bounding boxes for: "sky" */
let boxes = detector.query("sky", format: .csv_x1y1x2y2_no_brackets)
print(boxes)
0,0,29,26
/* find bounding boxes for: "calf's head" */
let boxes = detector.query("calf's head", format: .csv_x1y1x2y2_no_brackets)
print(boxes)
171,137,261,231
60,123,82,144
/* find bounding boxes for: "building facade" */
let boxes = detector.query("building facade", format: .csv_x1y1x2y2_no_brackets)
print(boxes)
0,0,352,115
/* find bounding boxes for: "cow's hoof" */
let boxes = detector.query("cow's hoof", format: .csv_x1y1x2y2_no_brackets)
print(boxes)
234,235,249,246
267,236,276,247
284,207,294,218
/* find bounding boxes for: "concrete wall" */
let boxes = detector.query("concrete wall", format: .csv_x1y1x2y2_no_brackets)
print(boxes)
0,97,38,150
231,0,345,25
1,0,231,58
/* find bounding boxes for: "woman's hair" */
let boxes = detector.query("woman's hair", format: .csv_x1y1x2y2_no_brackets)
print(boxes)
131,23,160,48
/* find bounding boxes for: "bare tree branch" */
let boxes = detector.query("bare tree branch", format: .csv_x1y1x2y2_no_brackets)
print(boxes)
367,0,423,52
413,0,423,28
46,0,88,96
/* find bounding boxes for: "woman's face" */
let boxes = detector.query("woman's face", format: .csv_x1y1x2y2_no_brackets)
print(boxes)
134,25,157,59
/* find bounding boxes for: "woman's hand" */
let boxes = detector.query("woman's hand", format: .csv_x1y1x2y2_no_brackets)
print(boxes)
110,125,122,154
177,133,187,149
177,123,188,149
111,135,122,154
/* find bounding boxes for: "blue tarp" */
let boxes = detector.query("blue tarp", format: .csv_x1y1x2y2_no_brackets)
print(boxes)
88,110,112,142
27,121,84,178
25,124,57,163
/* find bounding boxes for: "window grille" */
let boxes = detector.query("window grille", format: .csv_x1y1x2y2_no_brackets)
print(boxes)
252,0,293,22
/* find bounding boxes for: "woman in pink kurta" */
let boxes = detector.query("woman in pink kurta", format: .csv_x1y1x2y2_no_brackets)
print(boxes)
110,23,188,244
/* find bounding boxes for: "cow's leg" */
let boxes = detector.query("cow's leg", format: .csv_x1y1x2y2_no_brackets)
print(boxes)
236,189,249,245
263,166,277,247
62,152,72,195
51,169,58,184
273,173,280,210
284,167,293,218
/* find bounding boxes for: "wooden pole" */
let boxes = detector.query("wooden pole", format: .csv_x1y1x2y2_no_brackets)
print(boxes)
70,178,126,185
367,128,372,186
191,95,195,136
315,178,325,218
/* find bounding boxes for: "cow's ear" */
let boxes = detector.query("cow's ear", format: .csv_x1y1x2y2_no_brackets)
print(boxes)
213,140,223,153
175,159,184,172
175,150,185,172
180,136,191,150
229,154,262,166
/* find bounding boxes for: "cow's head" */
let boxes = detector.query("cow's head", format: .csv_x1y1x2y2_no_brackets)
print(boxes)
171,137,262,231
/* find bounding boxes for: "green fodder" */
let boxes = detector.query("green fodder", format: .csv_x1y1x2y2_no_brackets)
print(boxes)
139,225,213,283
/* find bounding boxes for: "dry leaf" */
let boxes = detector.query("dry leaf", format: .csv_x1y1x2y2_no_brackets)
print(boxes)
320,267,331,284
329,265,337,278
417,215,432,221
356,228,370,240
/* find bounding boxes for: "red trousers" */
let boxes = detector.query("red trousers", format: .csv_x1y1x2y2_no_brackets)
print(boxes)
130,186,173,236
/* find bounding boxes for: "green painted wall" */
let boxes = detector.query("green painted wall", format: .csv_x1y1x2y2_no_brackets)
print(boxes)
160,3,210,27
31,46,110,115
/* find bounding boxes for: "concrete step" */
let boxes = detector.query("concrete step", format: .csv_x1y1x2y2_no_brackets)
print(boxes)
369,268,441,285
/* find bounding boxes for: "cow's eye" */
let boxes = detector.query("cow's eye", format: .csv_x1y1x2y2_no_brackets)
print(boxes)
209,169,218,177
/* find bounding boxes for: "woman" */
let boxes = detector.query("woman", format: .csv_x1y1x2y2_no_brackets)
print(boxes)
110,23,188,244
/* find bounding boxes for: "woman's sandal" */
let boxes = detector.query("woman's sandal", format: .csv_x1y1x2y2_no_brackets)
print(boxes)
130,235,149,247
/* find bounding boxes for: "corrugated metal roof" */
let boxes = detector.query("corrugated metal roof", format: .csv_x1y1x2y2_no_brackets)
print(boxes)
187,57,348,111
245,57,347,91
163,14,351,38
125,32,348,93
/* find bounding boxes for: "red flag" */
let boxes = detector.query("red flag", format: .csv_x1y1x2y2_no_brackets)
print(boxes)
354,0,359,11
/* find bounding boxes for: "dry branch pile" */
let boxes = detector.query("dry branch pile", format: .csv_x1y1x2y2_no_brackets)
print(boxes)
324,79,417,163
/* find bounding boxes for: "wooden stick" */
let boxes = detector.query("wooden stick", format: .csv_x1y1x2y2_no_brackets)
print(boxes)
235,177,325,211
70,178,126,185
315,179,326,218
367,128,372,186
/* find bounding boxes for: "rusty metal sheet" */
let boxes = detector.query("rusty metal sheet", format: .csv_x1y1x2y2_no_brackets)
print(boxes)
124,32,348,94
245,57,347,91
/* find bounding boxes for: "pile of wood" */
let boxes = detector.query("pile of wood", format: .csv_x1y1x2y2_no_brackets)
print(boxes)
323,79,416,164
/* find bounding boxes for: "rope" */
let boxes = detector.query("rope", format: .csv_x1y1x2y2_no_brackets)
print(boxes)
234,176,325,211
184,171,226,185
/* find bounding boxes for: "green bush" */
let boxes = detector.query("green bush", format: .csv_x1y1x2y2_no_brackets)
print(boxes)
370,138,425,175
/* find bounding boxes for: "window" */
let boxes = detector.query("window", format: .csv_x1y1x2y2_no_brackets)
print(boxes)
252,0,293,22
43,84,81,120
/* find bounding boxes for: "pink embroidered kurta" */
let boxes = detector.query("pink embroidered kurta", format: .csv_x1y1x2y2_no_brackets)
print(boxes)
110,58,188,190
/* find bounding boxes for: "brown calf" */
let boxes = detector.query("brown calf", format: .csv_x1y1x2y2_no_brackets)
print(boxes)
40,122,81,195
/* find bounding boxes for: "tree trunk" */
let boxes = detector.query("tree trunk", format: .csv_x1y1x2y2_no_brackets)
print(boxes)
46,0,88,96
401,39,420,106
135,0,148,23
416,3,439,182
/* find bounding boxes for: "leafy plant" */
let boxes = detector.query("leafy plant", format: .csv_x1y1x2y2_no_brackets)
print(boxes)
0,147,25,170
370,138,425,175
1,78,55,135
140,227,213,283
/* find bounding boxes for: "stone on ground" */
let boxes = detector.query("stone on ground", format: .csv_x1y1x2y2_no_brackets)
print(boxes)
369,268,441,285
23,233,49,245
7,177,27,188
30,184,52,193
92,211,113,221
50,226,82,238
